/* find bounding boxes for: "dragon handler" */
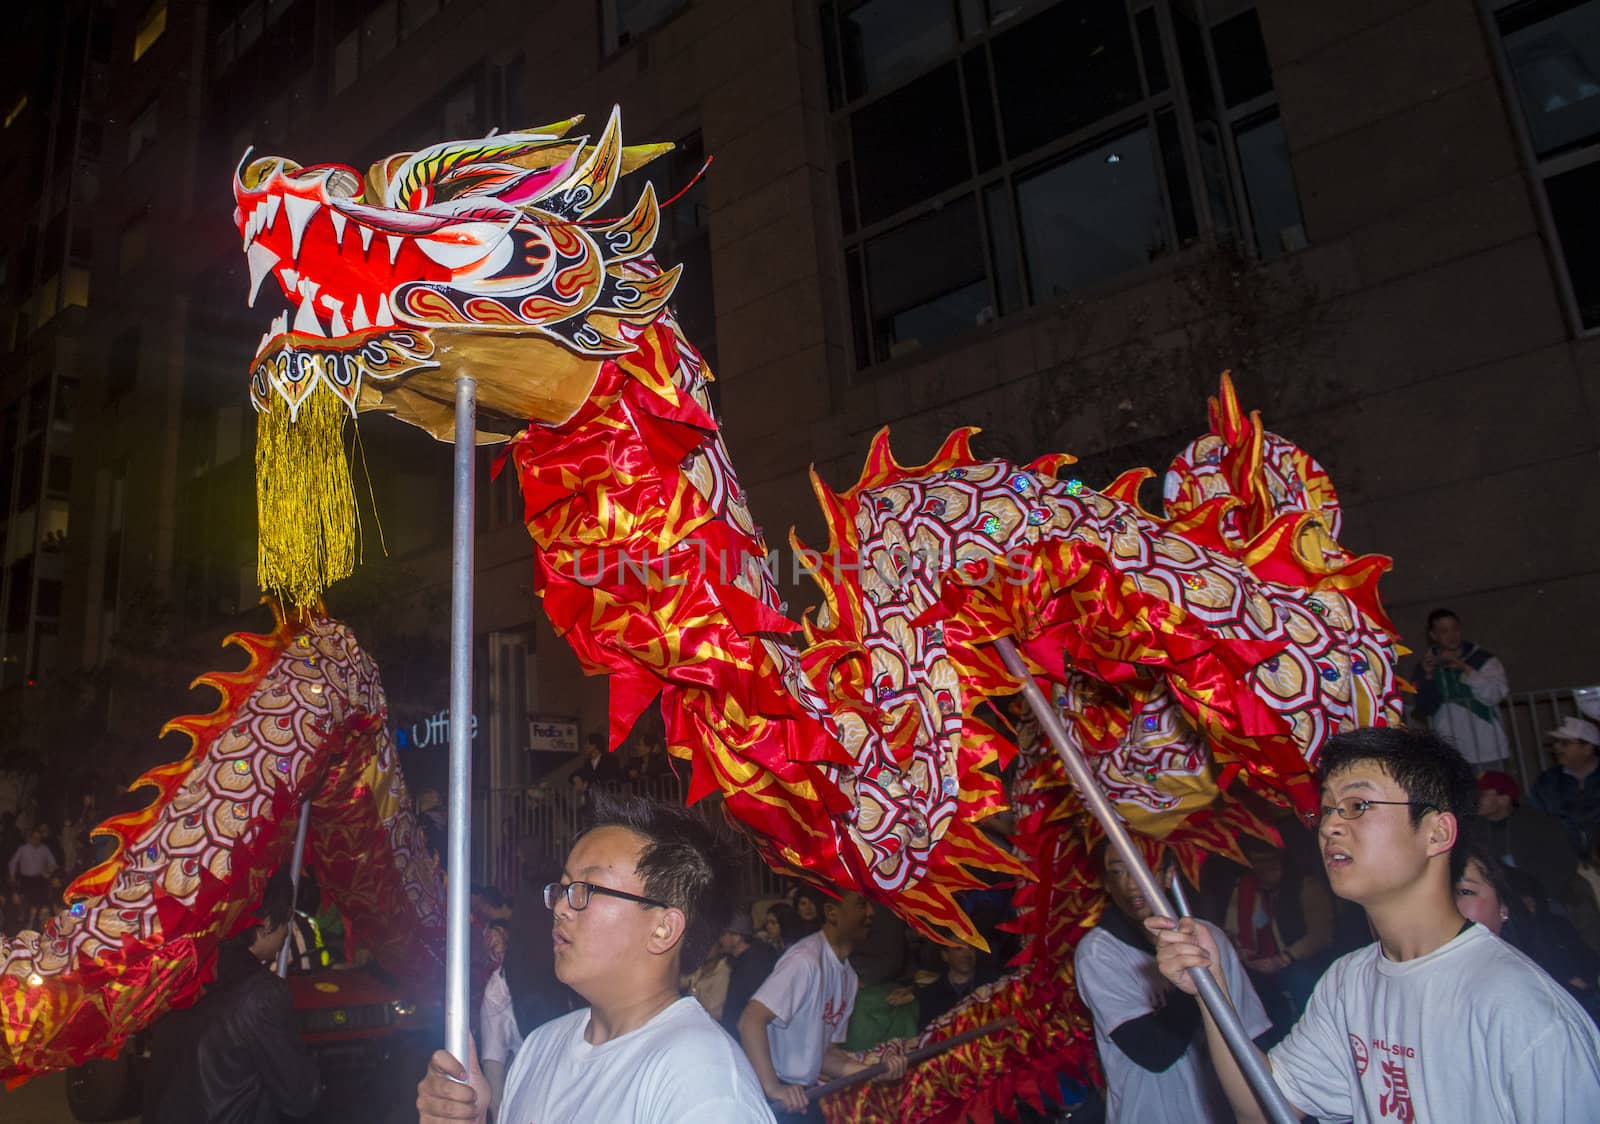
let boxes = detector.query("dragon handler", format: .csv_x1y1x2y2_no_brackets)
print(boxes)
416,795,774,1123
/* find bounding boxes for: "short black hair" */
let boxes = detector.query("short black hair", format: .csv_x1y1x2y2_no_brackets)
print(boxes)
1318,726,1477,879
478,885,507,910
229,868,295,948
583,792,739,968
1458,838,1530,926
1425,608,1459,630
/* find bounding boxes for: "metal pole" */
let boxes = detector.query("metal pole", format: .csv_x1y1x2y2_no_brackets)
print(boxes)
276,800,312,978
444,377,478,1069
993,637,1298,1124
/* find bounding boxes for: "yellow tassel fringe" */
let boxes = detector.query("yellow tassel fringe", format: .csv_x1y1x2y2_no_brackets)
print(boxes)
255,383,357,609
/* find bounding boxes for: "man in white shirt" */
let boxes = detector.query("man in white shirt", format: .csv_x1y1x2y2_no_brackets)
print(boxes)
1076,843,1269,1122
738,888,906,1116
1149,725,1600,1122
416,794,775,1123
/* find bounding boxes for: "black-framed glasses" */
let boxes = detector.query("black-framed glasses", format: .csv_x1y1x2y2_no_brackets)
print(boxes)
543,880,670,912
1303,798,1436,826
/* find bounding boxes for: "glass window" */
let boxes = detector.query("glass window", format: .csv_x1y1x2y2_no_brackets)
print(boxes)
333,29,359,93
991,1,1142,159
363,1,398,64
964,51,1000,171
1545,158,1600,326
54,379,78,427
1137,7,1169,95
133,1,167,62
864,195,988,360
1017,127,1165,301
237,1,265,52
1500,0,1600,158
603,0,688,52
984,183,1023,316
1212,10,1273,108
127,98,158,163
63,268,89,311
851,64,968,226
401,0,440,36
839,0,959,102
1156,108,1199,244
213,25,235,75
1235,111,1305,258
846,248,870,368
46,457,71,499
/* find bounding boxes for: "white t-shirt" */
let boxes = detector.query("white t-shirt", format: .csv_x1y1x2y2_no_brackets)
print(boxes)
749,930,858,1086
1076,918,1270,1123
479,968,523,1067
498,996,775,1123
1270,923,1600,1121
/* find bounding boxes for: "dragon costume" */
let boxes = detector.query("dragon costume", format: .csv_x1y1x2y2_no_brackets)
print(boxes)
3,109,1402,1122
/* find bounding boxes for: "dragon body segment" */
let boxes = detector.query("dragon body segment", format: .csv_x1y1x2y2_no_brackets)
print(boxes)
0,608,442,1079
5,109,1404,1119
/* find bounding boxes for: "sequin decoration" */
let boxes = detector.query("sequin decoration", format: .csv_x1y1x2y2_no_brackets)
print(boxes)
981,514,1002,538
1064,479,1086,495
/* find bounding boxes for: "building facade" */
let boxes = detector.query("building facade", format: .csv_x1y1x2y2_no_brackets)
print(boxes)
4,0,1596,798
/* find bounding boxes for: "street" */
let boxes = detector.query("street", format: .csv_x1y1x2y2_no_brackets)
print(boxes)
0,1059,421,1124
0,1071,133,1124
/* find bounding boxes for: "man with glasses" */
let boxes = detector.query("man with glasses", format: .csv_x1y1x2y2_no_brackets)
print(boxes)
416,794,775,1123
1147,725,1600,1122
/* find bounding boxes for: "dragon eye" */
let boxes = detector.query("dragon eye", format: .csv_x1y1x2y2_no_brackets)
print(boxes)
241,157,298,190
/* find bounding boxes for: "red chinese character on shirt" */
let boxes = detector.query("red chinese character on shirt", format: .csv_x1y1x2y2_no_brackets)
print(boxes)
1378,1058,1415,1121
821,997,845,1030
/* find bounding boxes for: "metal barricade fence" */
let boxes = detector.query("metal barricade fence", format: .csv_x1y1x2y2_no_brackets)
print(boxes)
1498,685,1599,795
472,773,794,904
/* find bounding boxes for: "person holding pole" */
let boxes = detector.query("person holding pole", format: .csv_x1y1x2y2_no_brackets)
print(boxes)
737,888,908,1118
1147,726,1600,1122
1077,842,1270,1122
415,794,774,1123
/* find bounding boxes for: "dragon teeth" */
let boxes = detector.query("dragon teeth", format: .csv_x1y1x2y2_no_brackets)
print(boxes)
359,225,375,253
293,280,325,336
245,242,280,308
282,194,320,260
350,294,371,331
263,194,282,231
329,210,348,244
385,235,404,265
375,293,395,327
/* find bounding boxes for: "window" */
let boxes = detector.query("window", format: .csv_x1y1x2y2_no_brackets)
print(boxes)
864,196,989,361
127,97,158,163
107,327,140,403
401,0,440,36
119,216,148,273
1017,127,1166,300
237,1,265,53
62,268,90,311
133,1,167,62
1493,0,1600,328
333,29,359,93
825,0,1305,368
363,1,399,65
601,0,688,53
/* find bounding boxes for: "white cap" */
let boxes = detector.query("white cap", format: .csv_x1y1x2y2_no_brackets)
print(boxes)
1547,716,1600,747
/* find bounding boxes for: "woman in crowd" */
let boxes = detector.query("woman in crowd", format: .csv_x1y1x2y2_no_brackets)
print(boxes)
1456,842,1600,1023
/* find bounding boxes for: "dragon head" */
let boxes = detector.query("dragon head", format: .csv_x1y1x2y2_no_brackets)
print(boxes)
234,109,681,604
233,107,677,439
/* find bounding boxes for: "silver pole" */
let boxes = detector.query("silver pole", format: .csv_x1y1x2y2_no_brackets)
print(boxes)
276,800,312,978
445,376,478,1068
993,637,1299,1124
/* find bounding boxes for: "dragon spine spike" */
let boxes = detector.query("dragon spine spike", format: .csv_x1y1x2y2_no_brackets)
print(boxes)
1,610,443,1081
